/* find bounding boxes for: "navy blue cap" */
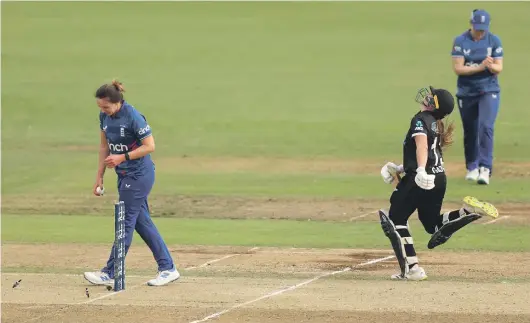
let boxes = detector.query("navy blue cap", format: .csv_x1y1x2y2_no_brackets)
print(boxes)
470,9,491,31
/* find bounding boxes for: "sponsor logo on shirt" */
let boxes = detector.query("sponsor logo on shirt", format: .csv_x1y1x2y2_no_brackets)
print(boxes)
138,125,151,136
108,143,129,152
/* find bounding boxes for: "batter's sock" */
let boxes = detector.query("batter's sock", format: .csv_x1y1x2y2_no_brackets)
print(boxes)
396,226,418,270
438,208,471,228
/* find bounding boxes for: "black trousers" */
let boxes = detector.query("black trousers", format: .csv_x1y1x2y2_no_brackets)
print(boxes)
389,173,447,234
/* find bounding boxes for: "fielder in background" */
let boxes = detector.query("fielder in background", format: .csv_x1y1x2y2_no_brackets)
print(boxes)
84,80,180,287
451,9,503,185
379,86,498,281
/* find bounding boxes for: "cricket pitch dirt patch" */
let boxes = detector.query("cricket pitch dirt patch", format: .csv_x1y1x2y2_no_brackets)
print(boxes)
2,244,530,323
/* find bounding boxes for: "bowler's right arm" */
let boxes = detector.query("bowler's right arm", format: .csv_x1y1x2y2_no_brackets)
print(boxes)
93,130,110,196
97,130,110,177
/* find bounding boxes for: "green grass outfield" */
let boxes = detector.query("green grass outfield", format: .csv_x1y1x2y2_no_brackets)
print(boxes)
2,2,529,252
3,214,530,252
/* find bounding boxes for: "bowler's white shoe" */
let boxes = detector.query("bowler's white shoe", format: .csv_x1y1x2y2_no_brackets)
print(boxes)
147,267,180,286
391,265,427,281
84,271,114,286
465,168,479,181
477,167,490,185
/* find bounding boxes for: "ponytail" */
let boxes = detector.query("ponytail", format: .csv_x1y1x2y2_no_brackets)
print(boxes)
112,79,125,93
95,79,125,103
437,119,455,150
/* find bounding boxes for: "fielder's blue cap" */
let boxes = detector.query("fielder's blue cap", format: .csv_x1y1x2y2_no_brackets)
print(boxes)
470,9,491,31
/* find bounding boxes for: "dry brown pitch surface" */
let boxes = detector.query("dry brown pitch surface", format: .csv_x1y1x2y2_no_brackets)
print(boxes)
2,244,530,323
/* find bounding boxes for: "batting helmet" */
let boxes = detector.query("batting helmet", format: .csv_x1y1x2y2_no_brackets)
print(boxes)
415,86,455,120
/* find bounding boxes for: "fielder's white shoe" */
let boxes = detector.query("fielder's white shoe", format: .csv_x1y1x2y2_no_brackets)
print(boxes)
84,271,114,286
477,167,490,185
147,267,180,286
465,168,479,181
391,265,427,281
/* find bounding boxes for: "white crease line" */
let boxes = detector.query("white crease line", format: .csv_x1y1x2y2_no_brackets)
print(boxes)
349,209,378,221
483,215,510,225
184,247,259,271
81,286,128,305
255,249,391,254
83,247,258,303
184,254,239,271
22,247,257,322
188,255,394,323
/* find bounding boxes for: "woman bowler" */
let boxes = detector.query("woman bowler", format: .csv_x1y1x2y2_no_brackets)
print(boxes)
83,80,180,287
451,9,503,185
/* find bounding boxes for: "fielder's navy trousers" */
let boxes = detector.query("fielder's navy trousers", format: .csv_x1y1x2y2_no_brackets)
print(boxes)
102,166,174,278
457,92,500,172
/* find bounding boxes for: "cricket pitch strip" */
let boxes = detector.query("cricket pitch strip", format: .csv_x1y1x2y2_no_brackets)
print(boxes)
3,244,530,323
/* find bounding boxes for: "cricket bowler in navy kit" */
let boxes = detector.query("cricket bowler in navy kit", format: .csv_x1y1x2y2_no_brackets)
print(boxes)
378,86,499,281
84,80,180,287
451,9,503,185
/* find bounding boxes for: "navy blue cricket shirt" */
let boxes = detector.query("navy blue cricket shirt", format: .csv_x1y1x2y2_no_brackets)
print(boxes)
99,101,154,177
451,30,503,97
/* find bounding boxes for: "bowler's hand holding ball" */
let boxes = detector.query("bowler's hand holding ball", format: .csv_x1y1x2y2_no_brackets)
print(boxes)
95,186,105,196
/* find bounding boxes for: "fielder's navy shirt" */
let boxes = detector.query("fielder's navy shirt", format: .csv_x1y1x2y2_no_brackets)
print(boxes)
451,30,503,97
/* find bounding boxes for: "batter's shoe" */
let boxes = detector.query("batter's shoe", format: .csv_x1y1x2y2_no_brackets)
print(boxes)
428,196,497,249
84,271,114,286
427,212,481,249
463,196,499,219
147,266,180,286
391,265,427,281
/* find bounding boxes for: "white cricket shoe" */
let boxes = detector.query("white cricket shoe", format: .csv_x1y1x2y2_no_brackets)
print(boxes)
477,167,490,185
391,265,427,281
147,267,180,286
84,271,114,286
465,168,479,181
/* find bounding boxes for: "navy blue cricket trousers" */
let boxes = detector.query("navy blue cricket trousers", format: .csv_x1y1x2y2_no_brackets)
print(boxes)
457,92,500,172
102,166,174,277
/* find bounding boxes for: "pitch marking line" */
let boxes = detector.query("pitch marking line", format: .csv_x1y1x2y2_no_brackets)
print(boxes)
185,247,259,270
188,255,395,323
83,246,259,304
349,209,379,222
184,254,239,271
482,215,510,225
22,247,259,322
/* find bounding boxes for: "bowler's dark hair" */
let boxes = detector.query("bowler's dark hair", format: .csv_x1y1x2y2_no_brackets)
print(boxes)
95,79,125,103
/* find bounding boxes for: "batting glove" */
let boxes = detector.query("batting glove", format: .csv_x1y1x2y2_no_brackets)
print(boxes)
381,162,402,184
415,167,435,190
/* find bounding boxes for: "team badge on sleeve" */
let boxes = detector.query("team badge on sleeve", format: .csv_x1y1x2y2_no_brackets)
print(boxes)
415,121,424,131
